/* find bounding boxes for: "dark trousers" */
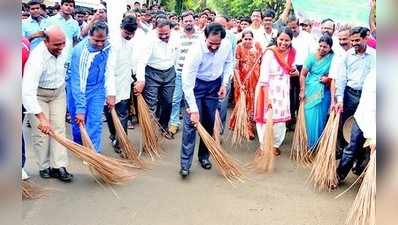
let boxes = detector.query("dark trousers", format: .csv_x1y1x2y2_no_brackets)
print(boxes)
22,106,26,168
104,99,129,141
143,66,176,130
337,119,366,181
338,87,362,148
288,65,302,126
180,77,221,170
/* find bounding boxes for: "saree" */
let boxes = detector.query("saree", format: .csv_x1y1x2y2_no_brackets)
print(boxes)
304,53,334,149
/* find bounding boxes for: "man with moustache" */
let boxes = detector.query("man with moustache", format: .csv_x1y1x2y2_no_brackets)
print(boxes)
103,16,138,153
135,18,177,138
168,11,202,135
22,26,73,182
179,23,233,178
334,26,376,145
22,0,49,49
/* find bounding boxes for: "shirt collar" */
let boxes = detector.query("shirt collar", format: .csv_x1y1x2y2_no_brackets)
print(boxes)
349,46,375,56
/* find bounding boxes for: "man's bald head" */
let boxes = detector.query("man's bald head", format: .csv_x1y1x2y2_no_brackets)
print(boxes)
214,16,227,28
44,26,66,57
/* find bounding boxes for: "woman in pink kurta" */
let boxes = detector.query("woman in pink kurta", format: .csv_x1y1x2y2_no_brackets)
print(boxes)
254,28,298,155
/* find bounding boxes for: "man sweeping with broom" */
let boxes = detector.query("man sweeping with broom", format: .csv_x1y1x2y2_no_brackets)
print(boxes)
179,23,234,178
22,26,73,182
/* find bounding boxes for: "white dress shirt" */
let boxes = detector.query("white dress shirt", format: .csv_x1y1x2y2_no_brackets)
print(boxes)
328,47,348,79
109,35,134,103
354,68,375,141
22,41,68,114
136,30,177,82
182,39,234,113
292,31,317,66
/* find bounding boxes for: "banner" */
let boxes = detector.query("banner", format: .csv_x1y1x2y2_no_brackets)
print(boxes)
292,0,370,27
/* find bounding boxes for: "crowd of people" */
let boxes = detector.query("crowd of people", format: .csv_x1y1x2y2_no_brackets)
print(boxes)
21,0,376,189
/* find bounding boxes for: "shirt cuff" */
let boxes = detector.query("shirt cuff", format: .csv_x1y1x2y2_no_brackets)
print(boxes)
337,96,343,103
76,106,86,114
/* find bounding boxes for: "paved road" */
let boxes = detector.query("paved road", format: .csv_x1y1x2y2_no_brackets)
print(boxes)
22,119,357,225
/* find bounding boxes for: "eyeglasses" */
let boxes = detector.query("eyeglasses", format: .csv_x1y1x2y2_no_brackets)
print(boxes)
301,24,309,27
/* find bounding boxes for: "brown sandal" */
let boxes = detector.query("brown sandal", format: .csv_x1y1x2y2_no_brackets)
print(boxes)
272,147,281,156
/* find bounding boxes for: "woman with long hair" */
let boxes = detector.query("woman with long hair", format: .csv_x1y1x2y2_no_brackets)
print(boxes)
254,27,298,156
229,30,263,140
299,35,334,149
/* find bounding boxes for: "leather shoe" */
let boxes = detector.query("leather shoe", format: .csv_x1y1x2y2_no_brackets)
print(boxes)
39,168,52,179
51,167,73,182
179,168,189,178
199,159,212,170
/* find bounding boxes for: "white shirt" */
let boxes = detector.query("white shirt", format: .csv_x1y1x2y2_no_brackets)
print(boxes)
130,27,147,75
110,35,135,103
354,68,375,141
22,41,68,114
136,30,177,82
292,31,317,66
329,47,348,79
244,25,267,49
182,39,234,113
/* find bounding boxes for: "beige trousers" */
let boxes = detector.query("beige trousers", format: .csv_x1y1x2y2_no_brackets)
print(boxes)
256,122,286,148
29,85,68,170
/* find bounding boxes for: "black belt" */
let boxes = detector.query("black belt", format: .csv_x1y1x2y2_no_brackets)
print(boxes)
346,86,362,95
147,65,173,73
38,86,57,91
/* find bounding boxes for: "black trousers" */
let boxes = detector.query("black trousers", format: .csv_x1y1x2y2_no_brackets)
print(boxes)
288,65,302,125
143,66,176,130
104,99,129,141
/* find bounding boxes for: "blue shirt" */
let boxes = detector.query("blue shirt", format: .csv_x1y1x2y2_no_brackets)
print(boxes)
335,47,376,102
22,16,49,49
182,38,234,113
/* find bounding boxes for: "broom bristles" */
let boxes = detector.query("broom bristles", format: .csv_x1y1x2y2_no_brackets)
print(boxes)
230,90,250,145
250,109,274,173
344,151,376,225
290,102,313,166
137,95,162,160
197,123,244,184
50,131,136,185
308,111,340,191
213,110,222,145
110,108,145,168
22,180,47,200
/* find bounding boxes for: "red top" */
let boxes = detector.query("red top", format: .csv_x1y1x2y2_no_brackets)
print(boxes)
22,37,30,76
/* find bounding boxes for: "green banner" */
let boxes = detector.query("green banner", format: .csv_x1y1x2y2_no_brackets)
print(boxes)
292,0,370,26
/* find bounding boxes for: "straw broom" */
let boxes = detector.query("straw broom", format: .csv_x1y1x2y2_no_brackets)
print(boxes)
290,102,312,166
308,111,340,191
230,89,249,145
110,108,145,168
49,131,136,185
343,148,376,225
22,180,47,200
196,123,244,183
213,110,222,145
137,94,162,160
250,109,274,173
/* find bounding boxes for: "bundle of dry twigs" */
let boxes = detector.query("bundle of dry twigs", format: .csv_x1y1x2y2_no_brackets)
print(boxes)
308,111,340,191
22,180,47,200
230,90,249,145
137,95,162,160
110,108,145,168
250,109,274,173
196,123,244,183
290,102,312,166
49,131,136,185
343,149,376,225
213,110,222,145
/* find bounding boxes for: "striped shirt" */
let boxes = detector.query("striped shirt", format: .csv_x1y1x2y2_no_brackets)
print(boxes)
175,31,202,73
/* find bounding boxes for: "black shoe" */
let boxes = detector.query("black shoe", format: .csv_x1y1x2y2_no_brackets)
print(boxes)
39,168,52,179
199,159,212,170
51,167,73,182
111,139,122,154
179,168,189,178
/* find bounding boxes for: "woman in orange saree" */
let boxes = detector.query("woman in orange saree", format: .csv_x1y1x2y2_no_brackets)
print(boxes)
229,30,263,140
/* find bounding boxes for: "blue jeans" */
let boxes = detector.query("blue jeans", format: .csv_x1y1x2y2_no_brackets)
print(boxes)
180,77,221,170
217,79,232,135
169,71,183,127
337,119,366,181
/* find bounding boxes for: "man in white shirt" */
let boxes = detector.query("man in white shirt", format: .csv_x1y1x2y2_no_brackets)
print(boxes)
103,16,138,153
287,15,317,130
168,11,201,135
22,26,73,182
179,23,233,178
135,18,177,138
